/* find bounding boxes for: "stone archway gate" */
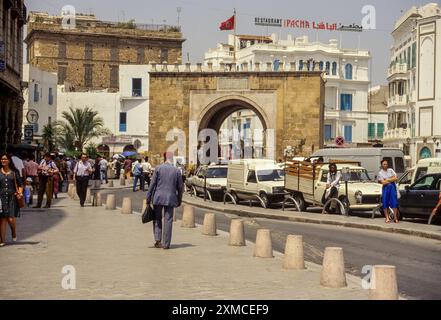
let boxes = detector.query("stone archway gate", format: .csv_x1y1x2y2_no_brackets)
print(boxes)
148,69,325,165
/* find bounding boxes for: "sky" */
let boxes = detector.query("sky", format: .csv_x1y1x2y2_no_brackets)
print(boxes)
26,0,439,86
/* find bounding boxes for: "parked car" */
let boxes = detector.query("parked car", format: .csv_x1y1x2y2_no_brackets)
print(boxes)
399,173,441,220
285,160,382,215
191,164,228,200
398,158,441,190
227,159,286,207
309,147,406,179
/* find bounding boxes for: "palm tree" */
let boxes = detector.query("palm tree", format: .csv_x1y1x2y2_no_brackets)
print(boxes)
58,107,110,152
42,122,60,152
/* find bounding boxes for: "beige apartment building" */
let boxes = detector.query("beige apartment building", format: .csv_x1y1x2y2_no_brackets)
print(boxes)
24,11,184,92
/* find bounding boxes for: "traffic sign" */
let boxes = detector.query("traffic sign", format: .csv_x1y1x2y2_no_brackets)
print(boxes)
24,125,34,143
335,136,345,147
26,109,39,124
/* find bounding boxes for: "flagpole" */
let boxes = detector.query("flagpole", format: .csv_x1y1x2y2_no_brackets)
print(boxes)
233,8,237,66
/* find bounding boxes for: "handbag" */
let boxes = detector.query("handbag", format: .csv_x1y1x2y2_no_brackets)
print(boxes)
142,204,155,224
13,172,25,209
142,177,156,224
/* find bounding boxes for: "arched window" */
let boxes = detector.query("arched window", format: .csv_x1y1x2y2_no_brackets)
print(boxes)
299,60,304,71
325,61,330,75
345,64,353,80
319,61,324,71
419,147,432,159
332,62,337,75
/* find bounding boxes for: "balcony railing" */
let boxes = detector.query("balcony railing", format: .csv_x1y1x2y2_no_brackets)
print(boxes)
388,63,408,77
383,128,410,141
388,94,408,106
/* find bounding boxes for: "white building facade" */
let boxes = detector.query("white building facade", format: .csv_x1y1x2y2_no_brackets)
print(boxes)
57,65,150,155
205,34,372,147
22,64,58,144
383,3,441,166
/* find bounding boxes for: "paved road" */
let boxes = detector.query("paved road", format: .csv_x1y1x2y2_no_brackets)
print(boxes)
100,187,441,300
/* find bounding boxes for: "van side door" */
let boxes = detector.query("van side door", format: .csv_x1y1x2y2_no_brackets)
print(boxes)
246,170,259,197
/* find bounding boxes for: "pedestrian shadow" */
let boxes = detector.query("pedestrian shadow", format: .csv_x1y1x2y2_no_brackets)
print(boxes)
169,243,195,249
8,241,40,246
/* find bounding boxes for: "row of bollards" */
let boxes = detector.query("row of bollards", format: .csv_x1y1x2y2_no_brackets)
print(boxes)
65,188,399,300
179,204,399,300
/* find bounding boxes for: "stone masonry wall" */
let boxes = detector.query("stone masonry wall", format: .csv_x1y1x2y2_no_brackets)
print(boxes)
148,72,324,165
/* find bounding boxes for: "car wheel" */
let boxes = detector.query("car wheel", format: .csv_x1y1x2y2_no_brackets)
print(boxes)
230,191,239,204
339,197,351,216
292,193,307,211
260,193,269,208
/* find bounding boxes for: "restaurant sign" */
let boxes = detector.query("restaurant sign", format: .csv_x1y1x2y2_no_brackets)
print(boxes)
254,17,363,32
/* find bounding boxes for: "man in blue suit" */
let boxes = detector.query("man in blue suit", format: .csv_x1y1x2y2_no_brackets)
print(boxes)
146,152,184,249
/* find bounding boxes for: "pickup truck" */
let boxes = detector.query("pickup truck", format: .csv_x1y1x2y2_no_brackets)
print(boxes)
284,160,382,215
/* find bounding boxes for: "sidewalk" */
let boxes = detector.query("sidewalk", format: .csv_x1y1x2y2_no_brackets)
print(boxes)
183,195,441,241
0,193,369,300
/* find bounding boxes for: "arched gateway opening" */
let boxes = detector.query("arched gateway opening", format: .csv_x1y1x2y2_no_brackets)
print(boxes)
197,98,269,164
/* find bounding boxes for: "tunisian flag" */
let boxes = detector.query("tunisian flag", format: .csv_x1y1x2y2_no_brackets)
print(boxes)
219,15,235,30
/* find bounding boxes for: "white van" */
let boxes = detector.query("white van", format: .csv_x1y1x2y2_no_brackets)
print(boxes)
309,148,405,179
227,159,286,207
398,158,441,189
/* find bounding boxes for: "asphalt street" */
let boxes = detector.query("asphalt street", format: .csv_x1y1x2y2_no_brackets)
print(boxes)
98,186,441,300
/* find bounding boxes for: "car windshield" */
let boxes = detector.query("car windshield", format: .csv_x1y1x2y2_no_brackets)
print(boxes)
346,169,371,181
257,169,284,182
205,167,227,178
321,169,371,182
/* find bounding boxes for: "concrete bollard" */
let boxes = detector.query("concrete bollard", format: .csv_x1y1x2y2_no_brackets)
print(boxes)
283,235,305,270
320,247,347,288
253,229,274,258
71,185,77,199
202,213,217,236
107,180,114,188
95,192,103,206
105,194,116,210
67,184,74,198
85,188,92,204
94,180,101,189
228,219,246,246
181,205,195,228
368,265,398,300
73,187,80,200
121,197,132,214
119,176,126,186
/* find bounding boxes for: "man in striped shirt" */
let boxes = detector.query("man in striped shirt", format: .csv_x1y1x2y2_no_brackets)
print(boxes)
73,153,93,207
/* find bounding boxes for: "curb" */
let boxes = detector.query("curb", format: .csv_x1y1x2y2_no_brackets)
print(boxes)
182,198,441,241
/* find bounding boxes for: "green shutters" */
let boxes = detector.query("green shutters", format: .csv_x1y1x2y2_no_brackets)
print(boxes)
368,123,375,139
411,42,417,68
377,123,385,138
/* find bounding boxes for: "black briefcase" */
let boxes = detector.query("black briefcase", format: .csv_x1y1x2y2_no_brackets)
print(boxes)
142,204,155,224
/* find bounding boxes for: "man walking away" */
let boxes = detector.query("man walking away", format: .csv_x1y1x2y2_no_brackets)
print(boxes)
73,153,93,207
142,157,152,191
132,159,143,192
146,152,184,249
115,159,122,179
99,157,108,184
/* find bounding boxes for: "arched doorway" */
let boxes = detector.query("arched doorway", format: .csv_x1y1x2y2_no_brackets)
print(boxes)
123,144,136,152
97,144,110,158
197,98,269,164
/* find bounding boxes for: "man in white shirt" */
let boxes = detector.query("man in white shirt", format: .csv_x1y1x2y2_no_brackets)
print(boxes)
99,157,108,184
73,153,93,207
321,163,342,207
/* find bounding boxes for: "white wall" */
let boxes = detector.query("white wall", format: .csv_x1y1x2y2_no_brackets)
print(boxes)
119,65,150,98
57,89,119,146
22,64,58,137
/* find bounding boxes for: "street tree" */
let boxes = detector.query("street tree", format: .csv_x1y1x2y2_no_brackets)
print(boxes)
58,107,110,152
